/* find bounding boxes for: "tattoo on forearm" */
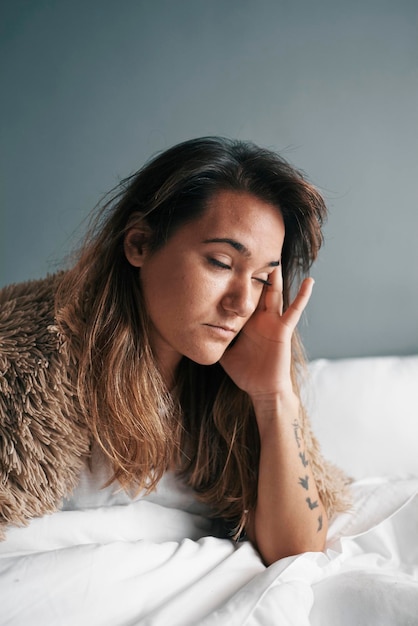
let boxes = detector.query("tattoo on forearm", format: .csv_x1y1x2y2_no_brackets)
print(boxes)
306,497,319,510
293,427,321,524
292,420,302,449
299,452,309,467
298,475,309,490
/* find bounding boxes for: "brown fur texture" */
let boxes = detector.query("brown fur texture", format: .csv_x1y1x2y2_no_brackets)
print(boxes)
0,273,350,540
0,274,90,539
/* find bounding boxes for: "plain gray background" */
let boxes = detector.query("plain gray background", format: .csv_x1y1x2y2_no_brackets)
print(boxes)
1,0,417,360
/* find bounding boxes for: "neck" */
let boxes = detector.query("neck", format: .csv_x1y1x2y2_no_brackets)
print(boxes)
154,352,181,392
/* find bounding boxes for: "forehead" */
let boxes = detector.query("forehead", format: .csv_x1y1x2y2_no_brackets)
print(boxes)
195,189,285,253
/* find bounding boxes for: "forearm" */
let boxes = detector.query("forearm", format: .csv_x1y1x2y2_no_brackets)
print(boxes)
248,392,328,565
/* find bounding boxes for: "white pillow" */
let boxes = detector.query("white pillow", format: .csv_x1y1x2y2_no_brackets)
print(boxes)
304,355,418,479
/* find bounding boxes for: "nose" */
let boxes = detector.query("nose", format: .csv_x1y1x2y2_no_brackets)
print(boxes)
221,278,257,318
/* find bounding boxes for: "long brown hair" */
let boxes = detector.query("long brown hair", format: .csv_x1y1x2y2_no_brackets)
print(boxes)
55,137,327,535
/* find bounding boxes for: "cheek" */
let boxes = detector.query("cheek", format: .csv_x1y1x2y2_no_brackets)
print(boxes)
141,258,223,322
144,276,176,312
141,267,191,326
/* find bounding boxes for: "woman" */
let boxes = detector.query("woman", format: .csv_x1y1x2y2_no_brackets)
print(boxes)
0,137,349,565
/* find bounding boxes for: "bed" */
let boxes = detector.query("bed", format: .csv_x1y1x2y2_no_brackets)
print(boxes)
1,355,417,625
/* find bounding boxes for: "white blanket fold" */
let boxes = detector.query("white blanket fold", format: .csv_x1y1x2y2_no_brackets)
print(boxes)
0,477,417,625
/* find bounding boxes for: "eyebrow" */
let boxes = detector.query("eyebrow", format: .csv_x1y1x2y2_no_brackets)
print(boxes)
203,238,280,267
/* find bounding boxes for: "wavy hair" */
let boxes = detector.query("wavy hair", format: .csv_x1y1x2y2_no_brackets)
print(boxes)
55,137,327,535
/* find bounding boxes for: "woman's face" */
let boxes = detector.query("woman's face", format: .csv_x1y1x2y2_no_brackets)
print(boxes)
125,190,285,381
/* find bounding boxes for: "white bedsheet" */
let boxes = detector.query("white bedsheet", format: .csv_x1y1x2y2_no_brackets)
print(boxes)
0,477,417,625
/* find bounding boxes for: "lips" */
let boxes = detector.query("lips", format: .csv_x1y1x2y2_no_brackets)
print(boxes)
204,324,238,335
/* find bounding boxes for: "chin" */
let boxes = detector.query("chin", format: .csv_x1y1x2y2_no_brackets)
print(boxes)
188,349,226,367
190,356,222,367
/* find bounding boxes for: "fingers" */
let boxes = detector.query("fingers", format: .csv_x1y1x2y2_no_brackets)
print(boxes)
263,268,283,314
258,272,314,332
282,278,314,329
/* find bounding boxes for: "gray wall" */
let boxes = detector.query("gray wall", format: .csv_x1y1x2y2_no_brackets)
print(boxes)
1,0,417,360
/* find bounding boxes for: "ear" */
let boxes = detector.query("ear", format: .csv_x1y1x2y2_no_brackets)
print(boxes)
124,227,152,268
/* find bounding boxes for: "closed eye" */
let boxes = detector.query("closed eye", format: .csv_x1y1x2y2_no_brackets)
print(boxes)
208,258,272,286
254,277,272,287
208,257,231,270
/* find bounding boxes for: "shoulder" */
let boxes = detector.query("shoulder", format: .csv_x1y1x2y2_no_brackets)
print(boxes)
0,272,90,539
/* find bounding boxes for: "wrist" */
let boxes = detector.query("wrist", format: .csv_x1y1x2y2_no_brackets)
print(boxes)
250,390,300,424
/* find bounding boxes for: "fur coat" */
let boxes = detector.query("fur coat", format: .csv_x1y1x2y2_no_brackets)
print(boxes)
0,273,350,540
0,273,90,539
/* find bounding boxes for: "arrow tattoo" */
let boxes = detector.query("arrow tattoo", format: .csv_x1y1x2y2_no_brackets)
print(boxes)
299,452,309,467
298,475,309,490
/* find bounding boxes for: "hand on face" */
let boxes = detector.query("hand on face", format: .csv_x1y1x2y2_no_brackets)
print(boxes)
220,270,314,399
